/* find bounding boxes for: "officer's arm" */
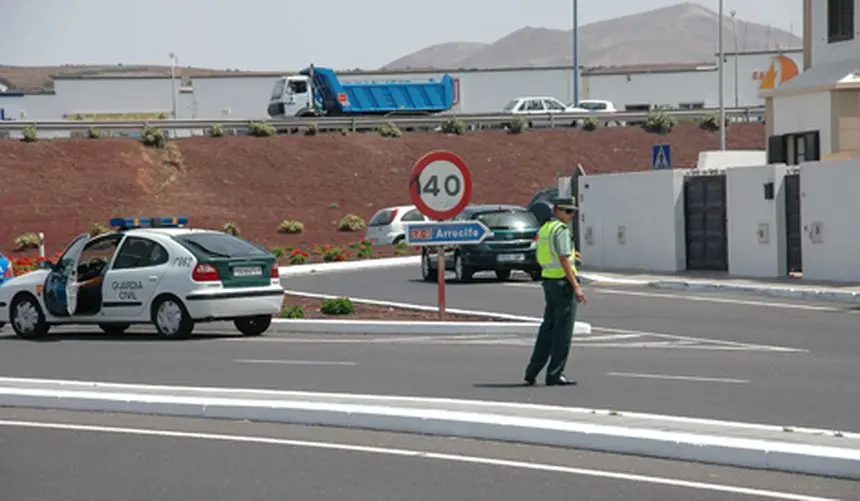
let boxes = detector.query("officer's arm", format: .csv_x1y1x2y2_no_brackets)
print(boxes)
555,228,580,288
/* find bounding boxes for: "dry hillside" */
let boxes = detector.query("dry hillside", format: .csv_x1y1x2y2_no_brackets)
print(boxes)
385,2,802,69
0,123,765,254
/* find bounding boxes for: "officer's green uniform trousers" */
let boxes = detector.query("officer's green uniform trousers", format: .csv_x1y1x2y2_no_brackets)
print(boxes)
525,220,577,382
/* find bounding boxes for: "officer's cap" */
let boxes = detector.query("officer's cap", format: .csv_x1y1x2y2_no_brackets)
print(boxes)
552,197,577,210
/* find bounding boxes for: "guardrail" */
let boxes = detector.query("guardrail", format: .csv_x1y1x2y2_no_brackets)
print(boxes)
0,107,766,134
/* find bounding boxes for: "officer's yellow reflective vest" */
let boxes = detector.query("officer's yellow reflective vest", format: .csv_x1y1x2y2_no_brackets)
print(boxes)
536,219,576,278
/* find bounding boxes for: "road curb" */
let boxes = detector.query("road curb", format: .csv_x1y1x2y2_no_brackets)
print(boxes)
280,256,420,277
0,383,857,480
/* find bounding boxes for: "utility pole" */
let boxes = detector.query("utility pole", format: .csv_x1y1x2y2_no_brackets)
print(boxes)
169,52,178,120
718,0,726,150
572,0,580,105
731,10,739,108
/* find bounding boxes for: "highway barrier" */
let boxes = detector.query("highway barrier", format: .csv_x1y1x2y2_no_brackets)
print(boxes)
0,107,766,135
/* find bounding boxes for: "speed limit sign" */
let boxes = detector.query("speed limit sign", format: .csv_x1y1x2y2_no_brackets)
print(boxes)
409,150,473,220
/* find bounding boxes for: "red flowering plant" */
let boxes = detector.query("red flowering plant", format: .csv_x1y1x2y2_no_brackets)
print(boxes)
322,246,348,262
9,252,62,276
288,249,309,265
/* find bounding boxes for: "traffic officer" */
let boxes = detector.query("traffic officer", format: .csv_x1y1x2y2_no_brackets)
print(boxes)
523,196,587,386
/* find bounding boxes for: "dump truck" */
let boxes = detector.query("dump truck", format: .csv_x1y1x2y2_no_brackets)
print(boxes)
267,65,456,118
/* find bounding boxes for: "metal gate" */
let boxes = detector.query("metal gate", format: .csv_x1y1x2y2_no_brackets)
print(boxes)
784,172,802,273
684,174,728,271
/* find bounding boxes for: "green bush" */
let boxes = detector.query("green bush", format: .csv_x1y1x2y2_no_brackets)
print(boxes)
21,126,37,142
90,222,110,236
87,127,101,139
393,240,411,255
583,117,599,131
280,305,305,318
351,240,374,259
642,110,677,134
378,122,402,138
278,219,304,234
304,124,318,136
141,125,167,148
699,111,728,132
320,297,355,315
14,233,41,251
338,213,367,232
507,117,526,134
249,121,277,137
270,247,286,259
208,124,225,137
223,221,240,236
288,251,308,265
440,117,466,135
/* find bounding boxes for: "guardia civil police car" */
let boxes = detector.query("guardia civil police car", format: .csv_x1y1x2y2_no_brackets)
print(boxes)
0,217,284,340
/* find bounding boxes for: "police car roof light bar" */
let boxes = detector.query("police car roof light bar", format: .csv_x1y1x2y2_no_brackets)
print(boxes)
109,216,188,230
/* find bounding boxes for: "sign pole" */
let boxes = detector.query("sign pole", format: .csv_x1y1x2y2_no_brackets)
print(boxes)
436,244,445,320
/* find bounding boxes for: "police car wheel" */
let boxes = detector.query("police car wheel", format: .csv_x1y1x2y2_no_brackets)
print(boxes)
152,296,194,339
234,315,271,336
10,294,49,339
99,323,130,336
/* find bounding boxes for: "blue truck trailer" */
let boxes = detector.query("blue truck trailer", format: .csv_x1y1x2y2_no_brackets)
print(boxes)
267,65,456,118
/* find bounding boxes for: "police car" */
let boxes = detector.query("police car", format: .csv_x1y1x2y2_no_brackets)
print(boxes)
0,217,284,340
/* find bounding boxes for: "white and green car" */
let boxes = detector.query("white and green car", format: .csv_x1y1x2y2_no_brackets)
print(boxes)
0,217,284,340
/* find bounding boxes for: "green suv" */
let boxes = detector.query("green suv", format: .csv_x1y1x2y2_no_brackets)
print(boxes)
421,204,542,282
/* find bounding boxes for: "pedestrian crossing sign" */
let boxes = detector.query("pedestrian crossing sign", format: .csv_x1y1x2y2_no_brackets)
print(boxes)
652,144,672,170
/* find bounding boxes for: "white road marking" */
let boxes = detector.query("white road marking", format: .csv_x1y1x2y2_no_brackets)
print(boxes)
607,372,750,384
233,359,356,366
0,419,837,501
592,327,808,353
503,282,852,312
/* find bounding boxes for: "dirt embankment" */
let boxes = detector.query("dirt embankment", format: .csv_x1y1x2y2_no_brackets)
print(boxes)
0,123,765,254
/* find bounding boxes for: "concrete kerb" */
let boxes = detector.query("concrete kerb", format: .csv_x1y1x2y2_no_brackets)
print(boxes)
278,257,593,335
0,380,857,480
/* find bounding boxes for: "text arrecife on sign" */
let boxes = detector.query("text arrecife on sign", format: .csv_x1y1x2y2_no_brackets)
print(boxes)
433,228,479,239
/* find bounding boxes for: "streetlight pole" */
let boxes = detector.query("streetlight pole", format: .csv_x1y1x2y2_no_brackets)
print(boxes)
718,0,726,150
169,52,178,120
731,10,739,108
572,0,580,105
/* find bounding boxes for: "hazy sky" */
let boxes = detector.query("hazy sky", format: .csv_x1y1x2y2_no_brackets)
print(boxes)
2,0,802,70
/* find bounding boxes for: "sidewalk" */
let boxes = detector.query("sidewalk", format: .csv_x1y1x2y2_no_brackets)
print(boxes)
0,377,857,480
579,269,860,303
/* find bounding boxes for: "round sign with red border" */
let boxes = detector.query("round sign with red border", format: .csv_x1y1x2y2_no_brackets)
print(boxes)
409,150,472,220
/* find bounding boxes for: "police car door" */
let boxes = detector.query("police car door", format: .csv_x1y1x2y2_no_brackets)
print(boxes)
43,232,90,318
102,235,171,319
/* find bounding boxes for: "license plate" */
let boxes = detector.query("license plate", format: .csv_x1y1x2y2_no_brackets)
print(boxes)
497,253,524,262
232,266,262,277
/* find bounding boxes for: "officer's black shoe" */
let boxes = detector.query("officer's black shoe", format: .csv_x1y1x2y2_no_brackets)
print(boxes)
523,375,536,386
546,375,576,386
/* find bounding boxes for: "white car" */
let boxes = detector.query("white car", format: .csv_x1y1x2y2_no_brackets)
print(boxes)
503,96,582,128
365,205,430,245
0,216,284,340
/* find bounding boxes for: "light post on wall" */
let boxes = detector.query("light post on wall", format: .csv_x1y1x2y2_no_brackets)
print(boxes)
169,52,178,120
718,0,726,150
571,0,580,105
731,10,739,108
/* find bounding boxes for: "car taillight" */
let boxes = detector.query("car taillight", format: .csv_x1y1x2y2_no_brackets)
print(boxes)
192,263,220,282
271,264,279,278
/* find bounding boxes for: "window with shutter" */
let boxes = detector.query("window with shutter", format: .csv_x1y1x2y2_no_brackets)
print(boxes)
828,0,855,43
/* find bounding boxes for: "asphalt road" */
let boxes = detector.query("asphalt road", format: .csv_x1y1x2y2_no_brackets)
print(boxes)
1,408,856,501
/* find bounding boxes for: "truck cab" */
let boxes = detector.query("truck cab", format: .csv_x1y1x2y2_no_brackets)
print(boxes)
267,75,318,118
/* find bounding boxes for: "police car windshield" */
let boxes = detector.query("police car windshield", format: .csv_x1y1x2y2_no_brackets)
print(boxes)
474,210,538,230
175,233,267,258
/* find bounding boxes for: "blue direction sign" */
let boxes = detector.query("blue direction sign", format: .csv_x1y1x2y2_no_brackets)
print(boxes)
405,220,493,246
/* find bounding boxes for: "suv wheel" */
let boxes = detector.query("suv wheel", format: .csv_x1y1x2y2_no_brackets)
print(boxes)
495,270,512,281
421,251,437,282
454,254,473,282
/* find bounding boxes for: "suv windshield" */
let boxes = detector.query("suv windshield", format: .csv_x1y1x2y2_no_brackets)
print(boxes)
475,210,538,230
174,233,269,259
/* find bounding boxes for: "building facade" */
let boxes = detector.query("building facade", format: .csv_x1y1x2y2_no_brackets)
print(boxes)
763,0,860,163
1,49,801,125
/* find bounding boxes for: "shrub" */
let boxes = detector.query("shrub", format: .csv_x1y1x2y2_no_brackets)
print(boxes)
338,213,367,232
440,117,466,135
14,233,41,251
280,305,305,318
223,221,240,235
249,121,276,137
349,240,374,259
141,125,167,148
583,117,599,131
288,249,309,265
278,219,304,234
304,124,318,136
21,125,37,142
320,297,355,315
270,247,286,259
507,117,526,134
393,240,411,256
378,122,402,138
642,110,677,134
699,111,728,132
87,127,101,139
90,222,110,236
208,124,225,137
322,246,348,262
